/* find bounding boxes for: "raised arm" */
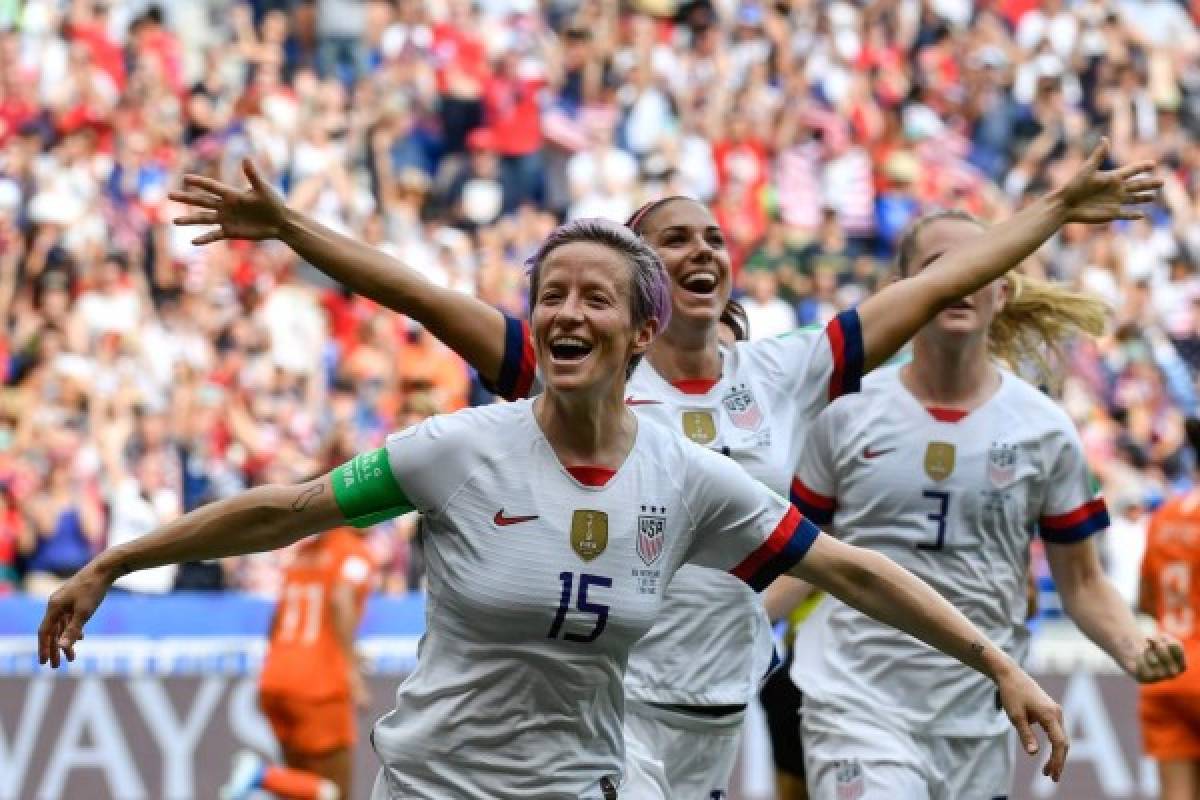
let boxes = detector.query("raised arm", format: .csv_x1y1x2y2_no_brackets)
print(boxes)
38,474,343,668
170,160,510,385
791,534,1070,781
857,139,1160,371
1045,538,1185,683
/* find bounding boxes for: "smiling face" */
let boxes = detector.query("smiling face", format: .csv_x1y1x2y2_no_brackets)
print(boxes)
530,240,656,394
906,216,1007,340
637,198,732,332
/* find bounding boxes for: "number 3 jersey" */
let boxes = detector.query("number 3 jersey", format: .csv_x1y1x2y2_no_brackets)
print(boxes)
790,367,1109,736
345,400,819,799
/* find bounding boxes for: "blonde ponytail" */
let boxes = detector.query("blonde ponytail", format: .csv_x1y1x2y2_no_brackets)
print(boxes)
988,272,1110,388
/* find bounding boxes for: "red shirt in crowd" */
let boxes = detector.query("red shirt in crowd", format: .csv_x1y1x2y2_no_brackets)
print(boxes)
483,73,545,156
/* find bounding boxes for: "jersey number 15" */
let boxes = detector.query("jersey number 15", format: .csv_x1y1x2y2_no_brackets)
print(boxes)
548,572,611,643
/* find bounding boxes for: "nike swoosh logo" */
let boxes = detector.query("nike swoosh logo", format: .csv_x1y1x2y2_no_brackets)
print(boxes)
862,446,895,459
625,397,662,405
494,510,539,526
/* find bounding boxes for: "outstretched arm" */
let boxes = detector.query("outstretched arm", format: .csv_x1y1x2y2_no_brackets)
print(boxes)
170,160,510,385
1046,538,1186,683
791,534,1070,780
38,474,343,668
856,139,1159,371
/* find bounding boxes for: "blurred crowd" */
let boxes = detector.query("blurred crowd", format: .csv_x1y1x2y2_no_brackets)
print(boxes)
0,0,1198,602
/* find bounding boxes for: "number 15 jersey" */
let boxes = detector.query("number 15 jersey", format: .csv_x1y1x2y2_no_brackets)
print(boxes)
790,367,1108,736
345,400,819,799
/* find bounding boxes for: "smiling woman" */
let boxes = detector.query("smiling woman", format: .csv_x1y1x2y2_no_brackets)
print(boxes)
526,219,670,383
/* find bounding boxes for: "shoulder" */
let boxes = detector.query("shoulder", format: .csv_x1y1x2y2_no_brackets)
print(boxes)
393,400,531,450
739,326,824,360
997,372,1077,437
854,364,904,397
638,416,737,479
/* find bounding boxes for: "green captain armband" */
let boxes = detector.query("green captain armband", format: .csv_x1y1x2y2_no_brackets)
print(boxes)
332,447,414,527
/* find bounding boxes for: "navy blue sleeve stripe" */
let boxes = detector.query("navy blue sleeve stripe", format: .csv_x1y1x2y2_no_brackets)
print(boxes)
480,313,526,401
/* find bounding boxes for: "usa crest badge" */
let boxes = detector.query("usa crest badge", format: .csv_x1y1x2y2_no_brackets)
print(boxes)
988,441,1018,487
722,384,762,430
571,510,608,562
682,411,717,445
924,442,956,481
637,505,667,565
834,759,865,800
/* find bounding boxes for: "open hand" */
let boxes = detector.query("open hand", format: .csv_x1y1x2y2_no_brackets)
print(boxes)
1058,138,1162,224
170,159,287,245
1130,632,1187,683
37,564,112,668
995,665,1069,781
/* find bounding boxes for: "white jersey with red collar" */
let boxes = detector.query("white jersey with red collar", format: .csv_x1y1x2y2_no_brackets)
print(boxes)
357,400,818,798
790,366,1108,736
486,310,865,705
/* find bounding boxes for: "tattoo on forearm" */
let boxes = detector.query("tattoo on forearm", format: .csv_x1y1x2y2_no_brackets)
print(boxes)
292,483,325,512
970,640,985,663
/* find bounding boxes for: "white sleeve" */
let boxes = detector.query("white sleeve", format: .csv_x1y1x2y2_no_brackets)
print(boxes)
382,413,480,514
332,412,482,528
1037,423,1110,545
744,309,865,415
790,404,839,526
682,444,822,591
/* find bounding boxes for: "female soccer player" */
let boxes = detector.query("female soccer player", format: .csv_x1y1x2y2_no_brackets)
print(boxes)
1139,418,1200,800
168,140,1158,798
39,218,1067,799
784,209,1186,799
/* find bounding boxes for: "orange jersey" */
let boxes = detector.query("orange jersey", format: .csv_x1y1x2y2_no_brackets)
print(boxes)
259,528,375,700
1141,495,1200,696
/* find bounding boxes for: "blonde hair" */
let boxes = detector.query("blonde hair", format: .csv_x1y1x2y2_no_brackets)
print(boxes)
896,210,1111,387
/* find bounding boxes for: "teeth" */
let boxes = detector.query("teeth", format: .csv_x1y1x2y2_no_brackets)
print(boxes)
552,336,590,347
682,273,717,292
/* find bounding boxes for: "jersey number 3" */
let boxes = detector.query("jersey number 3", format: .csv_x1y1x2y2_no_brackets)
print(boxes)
548,572,611,642
919,490,951,551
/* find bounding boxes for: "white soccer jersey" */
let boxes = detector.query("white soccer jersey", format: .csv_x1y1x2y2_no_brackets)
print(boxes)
486,310,865,704
790,366,1109,736
356,400,818,799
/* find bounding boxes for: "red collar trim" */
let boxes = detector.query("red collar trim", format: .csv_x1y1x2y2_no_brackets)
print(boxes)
927,406,969,423
566,466,618,487
672,378,720,395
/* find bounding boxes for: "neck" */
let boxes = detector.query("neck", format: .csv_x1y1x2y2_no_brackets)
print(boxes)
647,320,723,382
534,384,635,467
903,333,997,407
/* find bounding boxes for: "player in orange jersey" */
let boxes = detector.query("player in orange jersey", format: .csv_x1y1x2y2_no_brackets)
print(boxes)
1141,421,1200,800
221,527,375,800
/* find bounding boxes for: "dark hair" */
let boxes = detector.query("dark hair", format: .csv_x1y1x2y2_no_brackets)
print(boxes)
625,196,748,342
720,299,750,342
625,196,693,235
